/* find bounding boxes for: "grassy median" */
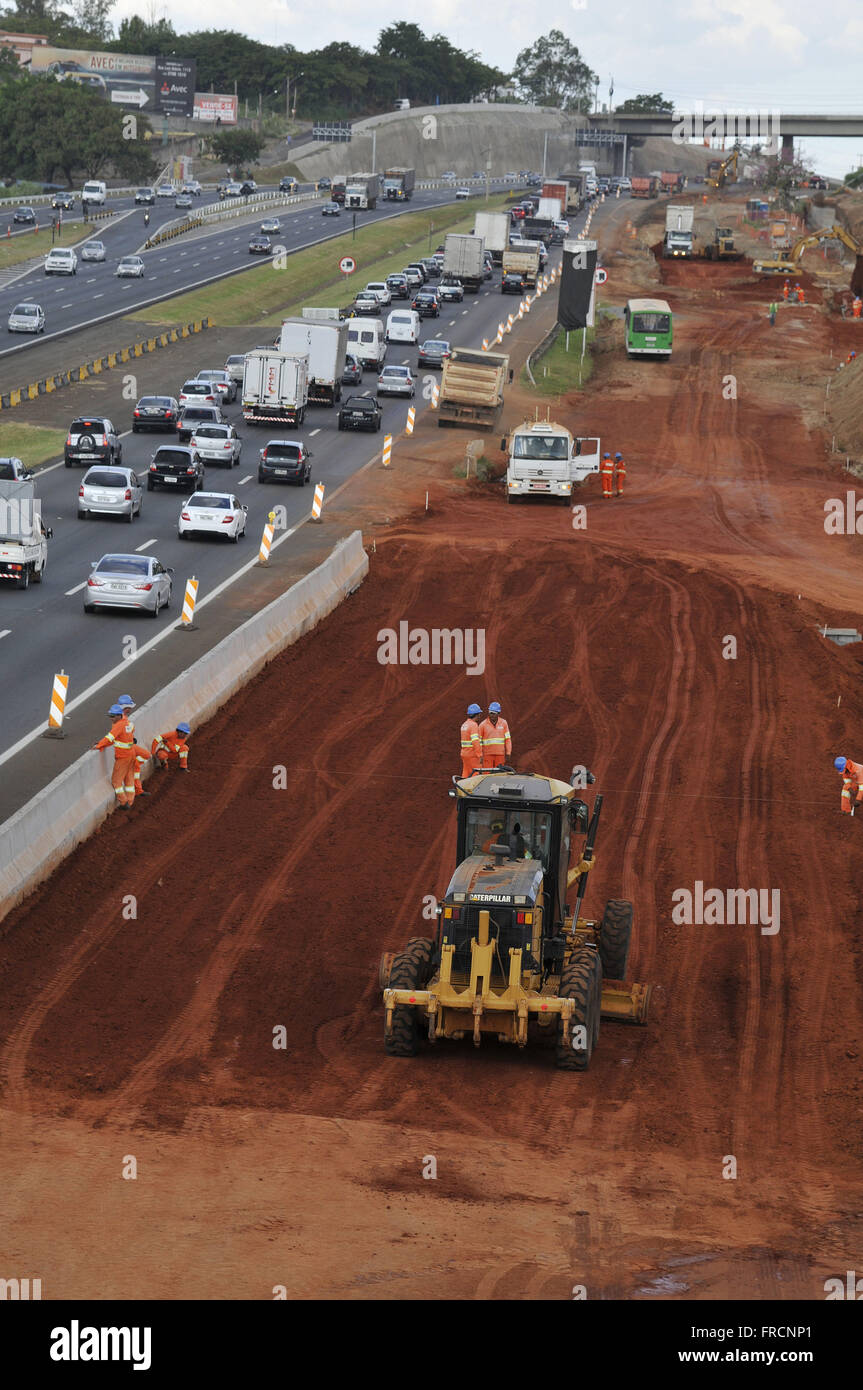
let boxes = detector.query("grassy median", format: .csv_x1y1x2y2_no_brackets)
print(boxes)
130,195,512,328
524,326,597,395
0,221,92,271
0,422,68,468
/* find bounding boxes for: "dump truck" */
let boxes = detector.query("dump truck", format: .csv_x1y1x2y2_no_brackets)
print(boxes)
437,347,510,429
330,175,348,205
523,215,554,245
502,243,540,285
753,224,863,293
660,171,685,193
0,478,51,589
503,418,601,502
345,173,379,209
770,220,792,251
382,167,415,201
443,232,485,293
542,180,569,209
277,311,349,406
630,176,658,198
663,204,694,258
473,211,509,265
242,349,309,426
380,769,651,1069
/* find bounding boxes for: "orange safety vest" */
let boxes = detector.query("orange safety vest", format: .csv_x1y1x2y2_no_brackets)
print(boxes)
479,716,512,758
840,759,863,812
95,716,136,761
600,457,614,475
460,719,482,757
152,730,190,764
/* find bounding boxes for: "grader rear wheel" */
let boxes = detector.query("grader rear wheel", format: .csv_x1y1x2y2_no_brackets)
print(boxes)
555,948,602,1071
599,900,633,980
384,937,434,1057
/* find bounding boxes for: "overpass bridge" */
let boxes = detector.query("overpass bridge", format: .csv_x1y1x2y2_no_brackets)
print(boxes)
586,111,863,165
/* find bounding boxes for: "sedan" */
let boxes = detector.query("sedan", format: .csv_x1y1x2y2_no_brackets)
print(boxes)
417,338,451,368
179,380,219,407
0,456,32,480
342,353,362,385
132,396,180,432
377,365,415,398
135,188,155,205
80,240,106,262
501,272,526,295
437,280,464,303
195,368,237,403
224,353,246,385
353,294,381,316
412,292,439,318
178,492,247,542
321,202,341,216
401,267,423,289
12,207,36,225
189,423,242,467
84,553,172,616
258,440,312,485
455,188,471,200
52,192,74,210
386,274,410,299
78,466,143,522
116,256,145,278
8,302,45,334
148,444,205,491
175,193,193,210
338,396,382,431
261,216,280,234
248,235,272,255
156,185,175,198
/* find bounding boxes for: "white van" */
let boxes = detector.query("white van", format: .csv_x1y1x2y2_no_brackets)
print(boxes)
385,309,420,345
347,318,386,370
81,180,107,205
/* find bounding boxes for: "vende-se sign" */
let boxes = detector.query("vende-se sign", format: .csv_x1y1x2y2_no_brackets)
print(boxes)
193,93,238,124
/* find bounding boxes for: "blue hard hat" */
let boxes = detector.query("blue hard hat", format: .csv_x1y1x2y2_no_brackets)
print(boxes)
834,756,848,772
614,452,623,459
467,703,482,718
117,694,135,708
602,452,611,459
489,701,501,714
176,722,191,736
108,703,123,717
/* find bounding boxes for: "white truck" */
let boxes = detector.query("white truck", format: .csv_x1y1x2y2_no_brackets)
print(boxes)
473,211,509,265
242,349,309,427
442,232,485,293
345,173,379,209
663,204,694,259
501,243,541,285
537,196,563,223
276,310,349,406
0,478,52,588
502,420,601,502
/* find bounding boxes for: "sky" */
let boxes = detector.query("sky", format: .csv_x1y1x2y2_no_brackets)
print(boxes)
112,0,863,176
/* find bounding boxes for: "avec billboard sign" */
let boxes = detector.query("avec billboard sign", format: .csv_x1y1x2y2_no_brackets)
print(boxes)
30,46,196,117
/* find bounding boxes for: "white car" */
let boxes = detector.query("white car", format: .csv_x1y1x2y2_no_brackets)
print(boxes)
80,240,106,262
179,380,219,406
261,216,280,234
188,423,243,467
195,368,237,403
116,256,145,278
364,282,392,306
377,365,415,398
224,354,246,384
178,492,247,542
8,302,45,334
156,184,175,198
455,188,471,200
44,247,77,275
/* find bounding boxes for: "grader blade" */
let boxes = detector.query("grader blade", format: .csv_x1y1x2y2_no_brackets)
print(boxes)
600,979,651,1025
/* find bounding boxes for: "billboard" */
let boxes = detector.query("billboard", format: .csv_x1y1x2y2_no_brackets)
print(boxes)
193,93,238,124
30,46,195,117
557,239,598,330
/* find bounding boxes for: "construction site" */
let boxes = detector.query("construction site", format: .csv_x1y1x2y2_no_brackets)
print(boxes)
2,172,863,1310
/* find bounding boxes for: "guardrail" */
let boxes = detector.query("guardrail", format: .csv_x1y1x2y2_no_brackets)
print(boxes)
143,189,323,249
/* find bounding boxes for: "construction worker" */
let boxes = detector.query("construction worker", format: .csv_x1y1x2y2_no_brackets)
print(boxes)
782,280,790,301
481,819,505,853
152,722,191,771
129,741,153,800
834,756,863,814
796,285,805,305
600,451,614,499
460,704,483,779
91,711,138,807
613,451,626,496
847,350,857,366
479,702,512,768
853,295,862,320
116,693,136,712
768,300,777,326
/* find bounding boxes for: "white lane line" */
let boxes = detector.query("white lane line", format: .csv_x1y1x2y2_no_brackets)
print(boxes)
238,474,253,484
158,256,168,262
0,629,10,641
308,428,320,436
461,309,469,315
448,318,456,326
93,292,104,299
135,538,158,551
65,581,87,596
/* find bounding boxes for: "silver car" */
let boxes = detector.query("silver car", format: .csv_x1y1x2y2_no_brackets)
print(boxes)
188,423,242,467
224,354,245,384
8,302,45,334
78,466,143,522
195,368,237,403
84,553,172,616
377,365,415,398
80,240,106,262
116,256,145,278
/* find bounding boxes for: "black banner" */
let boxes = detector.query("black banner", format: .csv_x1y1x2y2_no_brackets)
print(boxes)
155,58,196,118
557,239,597,330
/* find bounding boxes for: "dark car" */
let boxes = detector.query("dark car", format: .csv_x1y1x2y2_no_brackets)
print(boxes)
239,180,257,196
248,235,272,255
148,444,204,492
386,273,410,299
337,395,382,432
133,396,180,432
317,176,332,190
64,416,121,467
279,176,298,193
177,404,223,443
13,206,36,225
420,257,440,279
51,192,74,210
258,439,313,485
342,353,362,385
501,272,526,295
321,202,341,216
417,338,451,368
134,187,155,205
412,291,440,318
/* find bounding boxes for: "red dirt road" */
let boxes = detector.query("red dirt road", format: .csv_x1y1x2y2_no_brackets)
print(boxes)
1,205,861,1301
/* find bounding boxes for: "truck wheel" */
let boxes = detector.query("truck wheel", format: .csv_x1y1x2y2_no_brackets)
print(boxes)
555,948,602,1070
599,900,633,980
385,937,434,1057
16,566,30,591
33,557,45,583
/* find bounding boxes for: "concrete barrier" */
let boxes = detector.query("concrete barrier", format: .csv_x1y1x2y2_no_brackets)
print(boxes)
0,530,368,925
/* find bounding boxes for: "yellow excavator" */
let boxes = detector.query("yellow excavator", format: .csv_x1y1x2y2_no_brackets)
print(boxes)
753,224,863,294
706,150,739,189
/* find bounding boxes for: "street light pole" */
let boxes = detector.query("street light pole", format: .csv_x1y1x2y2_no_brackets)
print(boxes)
371,126,377,173
542,131,548,181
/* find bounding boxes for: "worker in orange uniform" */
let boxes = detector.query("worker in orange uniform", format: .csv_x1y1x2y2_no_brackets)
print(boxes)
796,285,805,305
479,702,512,768
600,451,614,499
782,280,790,301
834,755,863,814
613,451,626,496
152,722,191,772
129,741,153,802
853,295,862,319
460,704,483,779
91,710,138,807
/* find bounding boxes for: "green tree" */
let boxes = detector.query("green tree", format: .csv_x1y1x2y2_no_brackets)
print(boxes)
207,127,264,166
615,93,674,114
512,29,597,110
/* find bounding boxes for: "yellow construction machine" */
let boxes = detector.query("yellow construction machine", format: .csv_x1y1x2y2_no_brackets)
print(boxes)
706,150,739,190
753,224,863,293
380,768,651,1070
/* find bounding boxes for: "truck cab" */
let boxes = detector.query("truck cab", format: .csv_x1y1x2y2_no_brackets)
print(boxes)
504,420,600,501
0,479,52,589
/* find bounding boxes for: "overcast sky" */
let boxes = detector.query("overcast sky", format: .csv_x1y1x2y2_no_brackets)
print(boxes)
112,0,863,175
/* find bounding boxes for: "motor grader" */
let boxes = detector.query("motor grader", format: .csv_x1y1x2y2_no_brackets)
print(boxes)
380,767,651,1070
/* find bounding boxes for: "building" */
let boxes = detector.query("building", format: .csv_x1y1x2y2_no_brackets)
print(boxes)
0,30,49,66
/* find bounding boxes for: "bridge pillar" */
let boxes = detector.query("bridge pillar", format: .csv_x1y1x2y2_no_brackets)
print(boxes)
781,133,794,164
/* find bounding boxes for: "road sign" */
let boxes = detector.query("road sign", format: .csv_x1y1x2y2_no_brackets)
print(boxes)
595,267,608,284
339,256,357,275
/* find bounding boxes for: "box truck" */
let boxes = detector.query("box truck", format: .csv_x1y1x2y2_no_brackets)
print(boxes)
345,173,379,209
442,233,485,293
275,311,349,405
382,168,415,201
473,211,509,264
242,350,309,426
663,205,694,258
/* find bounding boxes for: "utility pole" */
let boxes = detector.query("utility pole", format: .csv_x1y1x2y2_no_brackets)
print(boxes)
542,130,548,181
371,126,377,173
286,77,290,122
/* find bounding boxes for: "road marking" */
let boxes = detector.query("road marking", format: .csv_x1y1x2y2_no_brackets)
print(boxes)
135,538,158,551
93,292,104,299
65,581,87,595
159,256,168,262
238,474,253,484
461,309,468,315
0,629,10,641
448,318,456,325
308,428,320,436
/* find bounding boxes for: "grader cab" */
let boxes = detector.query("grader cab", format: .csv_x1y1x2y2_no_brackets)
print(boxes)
380,768,651,1070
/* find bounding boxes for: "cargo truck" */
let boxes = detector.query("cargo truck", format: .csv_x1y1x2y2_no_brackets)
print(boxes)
503,419,601,502
381,167,415,201
660,172,685,193
502,243,540,285
242,349,309,427
345,173,379,209
438,348,511,429
443,232,485,293
630,176,658,198
663,204,694,258
277,311,349,406
537,196,563,223
331,175,348,205
542,181,569,210
473,211,509,265
522,216,554,246
0,478,52,588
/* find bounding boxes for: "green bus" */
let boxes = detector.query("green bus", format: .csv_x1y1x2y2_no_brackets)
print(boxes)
625,298,673,359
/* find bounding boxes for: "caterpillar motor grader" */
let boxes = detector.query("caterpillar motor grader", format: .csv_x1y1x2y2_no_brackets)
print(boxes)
753,224,863,293
380,767,651,1070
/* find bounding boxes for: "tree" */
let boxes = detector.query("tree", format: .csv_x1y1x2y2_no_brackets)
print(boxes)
207,128,264,167
70,0,114,40
615,93,674,114
512,30,597,111
0,71,156,184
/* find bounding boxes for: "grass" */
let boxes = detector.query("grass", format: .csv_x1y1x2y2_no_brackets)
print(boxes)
129,194,512,328
0,423,68,468
0,221,92,270
524,327,596,396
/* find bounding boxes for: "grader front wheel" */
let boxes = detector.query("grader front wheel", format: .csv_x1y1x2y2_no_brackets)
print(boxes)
599,900,633,980
555,948,603,1071
384,937,434,1057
